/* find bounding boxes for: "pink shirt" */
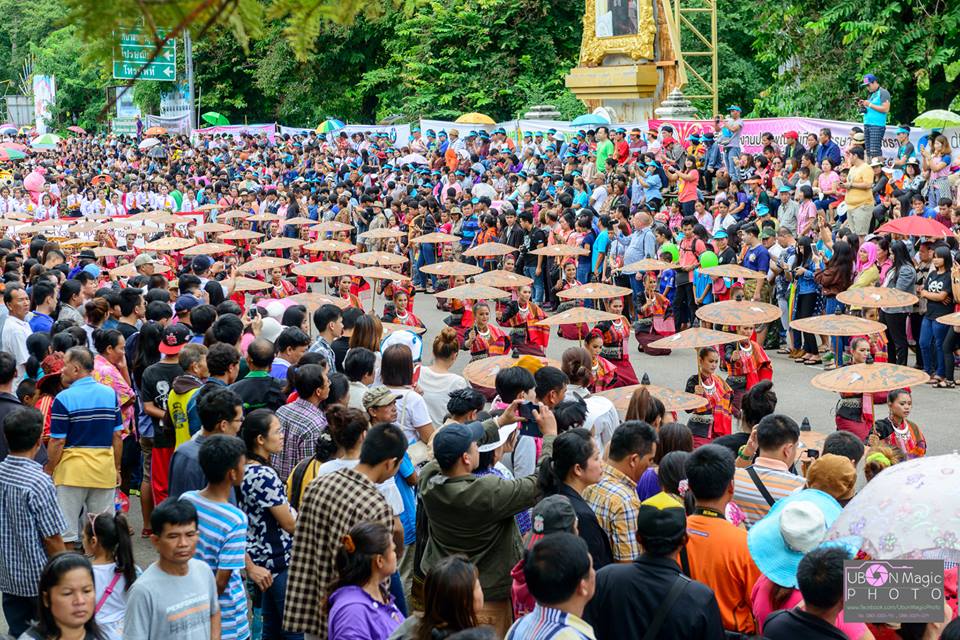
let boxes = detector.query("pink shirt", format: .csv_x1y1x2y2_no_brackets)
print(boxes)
751,575,867,639
818,171,840,195
796,200,817,237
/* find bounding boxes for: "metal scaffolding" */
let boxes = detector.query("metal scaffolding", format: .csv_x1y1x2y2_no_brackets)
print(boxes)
661,0,718,115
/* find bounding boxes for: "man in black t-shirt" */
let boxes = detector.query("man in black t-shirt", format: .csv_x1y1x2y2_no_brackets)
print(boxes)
140,323,191,505
115,288,144,340
519,211,547,303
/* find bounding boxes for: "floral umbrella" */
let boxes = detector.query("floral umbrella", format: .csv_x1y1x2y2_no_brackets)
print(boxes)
826,453,960,561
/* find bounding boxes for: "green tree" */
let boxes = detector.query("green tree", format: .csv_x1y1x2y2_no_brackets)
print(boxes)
31,25,107,129
750,0,959,121
359,0,583,121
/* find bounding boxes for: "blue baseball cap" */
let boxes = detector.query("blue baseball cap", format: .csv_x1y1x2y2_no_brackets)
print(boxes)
433,420,486,468
727,105,742,112
712,230,729,239
778,184,794,193
756,204,770,216
896,126,910,134
863,74,877,85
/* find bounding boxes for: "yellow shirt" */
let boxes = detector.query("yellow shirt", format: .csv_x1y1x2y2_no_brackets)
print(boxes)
844,163,875,208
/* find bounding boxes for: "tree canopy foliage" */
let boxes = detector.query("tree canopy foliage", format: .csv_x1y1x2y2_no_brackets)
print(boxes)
0,0,955,130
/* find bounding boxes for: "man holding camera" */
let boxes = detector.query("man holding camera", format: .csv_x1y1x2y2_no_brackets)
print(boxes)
860,73,891,160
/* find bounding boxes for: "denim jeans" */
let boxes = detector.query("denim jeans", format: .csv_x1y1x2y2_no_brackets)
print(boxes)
576,263,590,285
724,146,741,182
824,297,846,360
523,265,544,303
261,569,303,640
3,592,36,638
414,242,436,288
920,316,949,378
629,273,645,320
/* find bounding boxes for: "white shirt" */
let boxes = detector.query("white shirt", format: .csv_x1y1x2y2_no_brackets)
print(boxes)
386,387,432,444
565,385,619,455
1,315,31,378
416,367,469,429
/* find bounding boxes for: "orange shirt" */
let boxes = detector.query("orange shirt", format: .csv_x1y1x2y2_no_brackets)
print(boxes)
684,511,762,635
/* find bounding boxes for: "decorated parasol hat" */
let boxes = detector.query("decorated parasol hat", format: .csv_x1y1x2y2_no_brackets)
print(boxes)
789,315,885,336
695,300,782,326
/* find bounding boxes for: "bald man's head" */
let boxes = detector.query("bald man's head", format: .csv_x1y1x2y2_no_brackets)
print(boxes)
247,338,275,369
637,212,653,228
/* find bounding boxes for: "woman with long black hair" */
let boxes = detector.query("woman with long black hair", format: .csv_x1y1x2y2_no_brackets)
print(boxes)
814,239,856,369
536,428,611,570
21,552,104,640
880,239,917,366
238,409,298,640
788,236,824,364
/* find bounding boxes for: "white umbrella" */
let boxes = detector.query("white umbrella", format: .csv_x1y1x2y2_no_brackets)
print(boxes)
138,138,161,150
472,183,497,200
399,153,429,165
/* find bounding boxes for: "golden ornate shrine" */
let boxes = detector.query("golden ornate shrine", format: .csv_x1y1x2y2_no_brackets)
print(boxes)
578,0,656,65
566,0,717,121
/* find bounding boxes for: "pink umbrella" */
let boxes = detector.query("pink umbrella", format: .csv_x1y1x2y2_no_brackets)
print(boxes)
0,142,27,152
67,126,87,135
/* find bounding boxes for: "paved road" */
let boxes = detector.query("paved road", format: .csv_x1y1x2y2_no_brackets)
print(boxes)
4,287,951,634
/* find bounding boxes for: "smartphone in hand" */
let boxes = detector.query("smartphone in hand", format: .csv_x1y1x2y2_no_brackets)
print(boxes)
517,401,542,437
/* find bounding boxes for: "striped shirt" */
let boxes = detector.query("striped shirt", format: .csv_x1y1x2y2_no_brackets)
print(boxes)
180,491,250,640
733,457,806,528
507,604,597,640
584,464,642,561
50,376,123,489
0,455,67,596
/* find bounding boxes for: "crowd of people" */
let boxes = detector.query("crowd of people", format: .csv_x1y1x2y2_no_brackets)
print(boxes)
0,83,959,640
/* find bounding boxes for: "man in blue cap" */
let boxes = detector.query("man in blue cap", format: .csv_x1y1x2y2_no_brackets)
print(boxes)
859,73,891,160
418,400,558,637
717,105,743,181
891,124,914,180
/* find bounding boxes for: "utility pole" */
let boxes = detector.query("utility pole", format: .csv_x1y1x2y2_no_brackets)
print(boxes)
184,29,195,131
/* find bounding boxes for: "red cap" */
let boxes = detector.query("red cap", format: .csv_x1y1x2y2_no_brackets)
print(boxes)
784,131,799,140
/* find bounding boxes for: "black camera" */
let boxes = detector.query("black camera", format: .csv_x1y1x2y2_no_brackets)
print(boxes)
854,98,867,115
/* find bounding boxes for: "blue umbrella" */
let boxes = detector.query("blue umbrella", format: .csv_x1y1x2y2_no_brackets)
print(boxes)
571,113,610,127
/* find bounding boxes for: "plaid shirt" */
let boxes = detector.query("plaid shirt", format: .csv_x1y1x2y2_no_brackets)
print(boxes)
283,467,393,638
307,336,337,372
272,399,328,482
0,455,67,596
584,464,641,562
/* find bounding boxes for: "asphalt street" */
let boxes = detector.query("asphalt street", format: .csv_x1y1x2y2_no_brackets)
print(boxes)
4,287,952,635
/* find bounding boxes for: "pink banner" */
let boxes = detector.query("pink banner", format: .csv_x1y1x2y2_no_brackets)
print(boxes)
647,117,934,160
192,124,276,143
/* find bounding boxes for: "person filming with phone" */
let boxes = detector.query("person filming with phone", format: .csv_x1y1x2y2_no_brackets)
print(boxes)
419,396,558,637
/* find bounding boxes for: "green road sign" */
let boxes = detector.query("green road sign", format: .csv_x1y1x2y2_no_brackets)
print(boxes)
113,28,176,81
